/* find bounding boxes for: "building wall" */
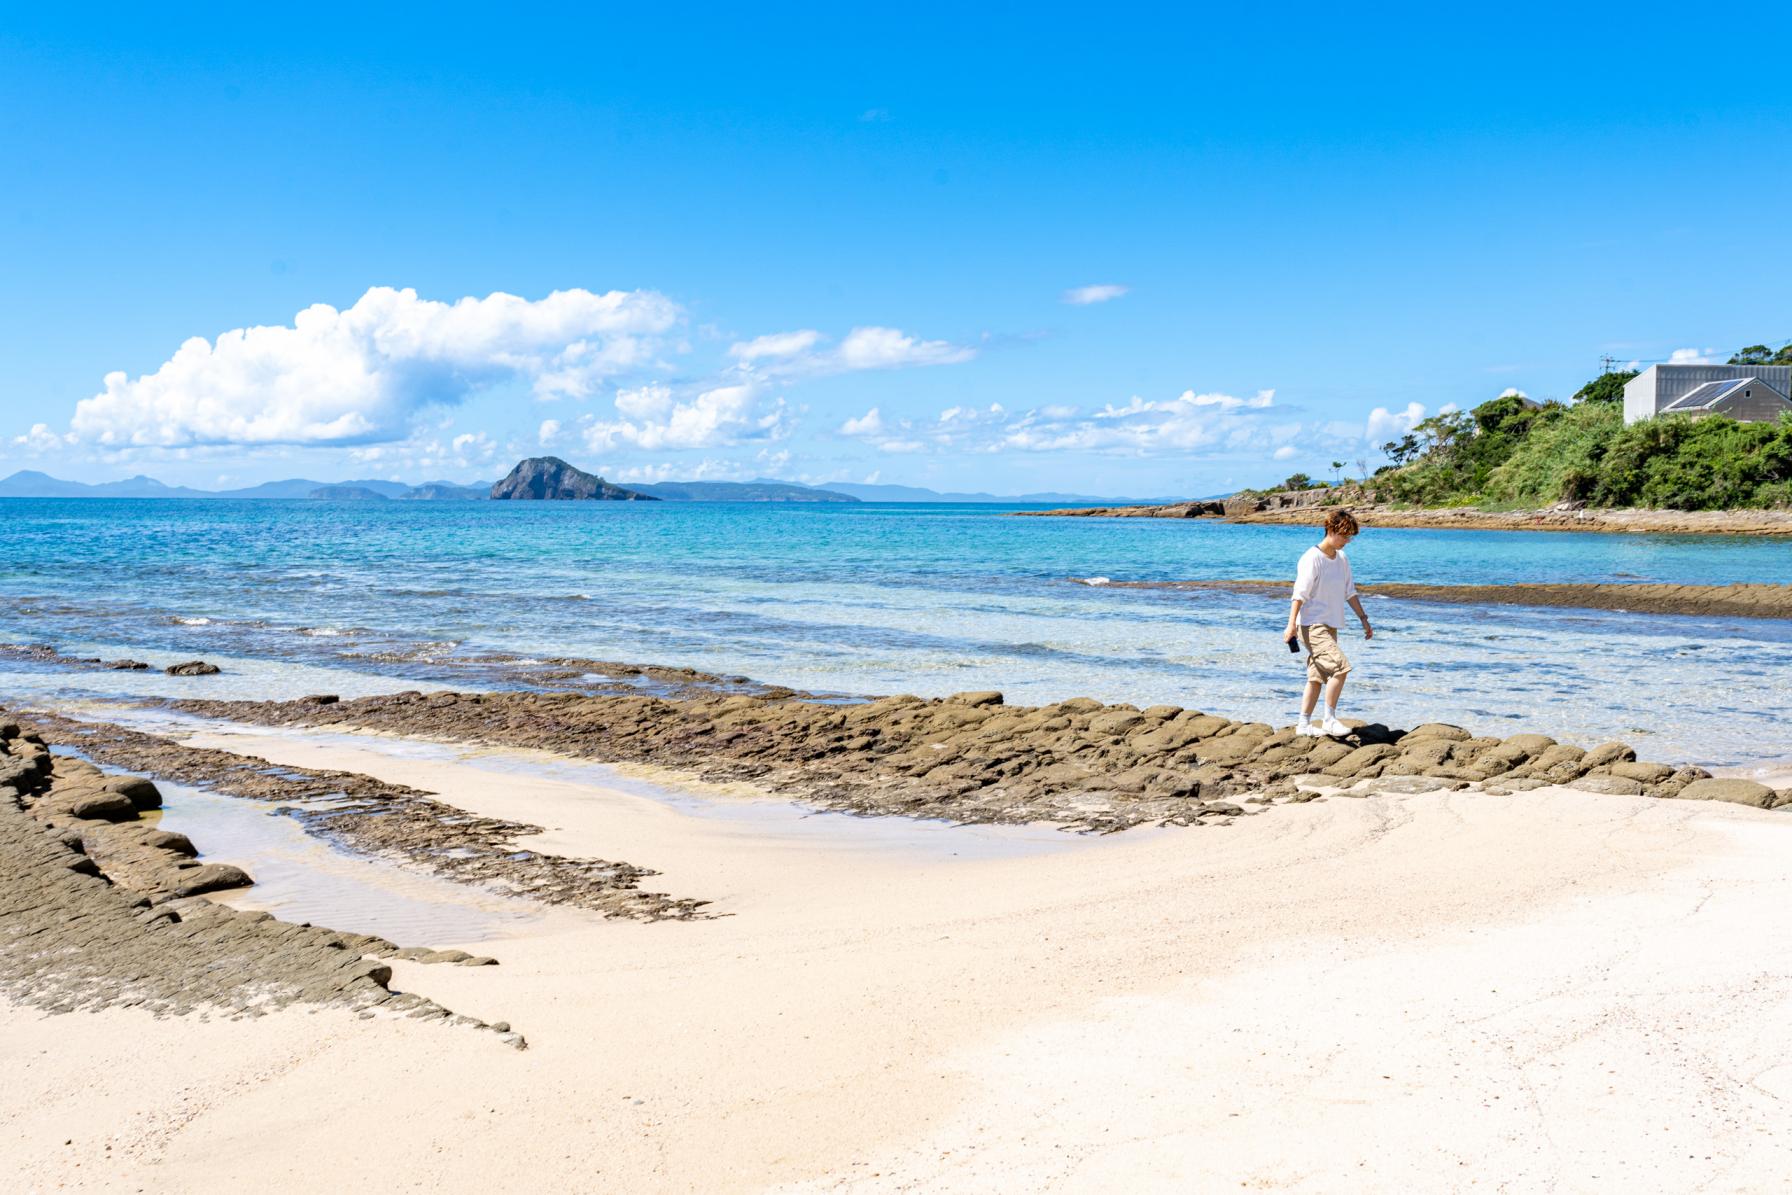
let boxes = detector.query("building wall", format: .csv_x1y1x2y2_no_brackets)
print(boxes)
1623,369,1659,424
1624,364,1792,424
1710,386,1792,423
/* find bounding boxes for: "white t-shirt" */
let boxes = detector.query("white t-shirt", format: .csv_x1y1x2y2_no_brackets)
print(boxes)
1291,545,1356,627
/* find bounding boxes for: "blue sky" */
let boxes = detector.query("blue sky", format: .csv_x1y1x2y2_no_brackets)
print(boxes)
3,3,1789,495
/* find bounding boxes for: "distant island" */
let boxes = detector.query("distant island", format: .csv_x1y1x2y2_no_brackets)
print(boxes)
634,480,855,502
307,485,392,501
489,457,658,501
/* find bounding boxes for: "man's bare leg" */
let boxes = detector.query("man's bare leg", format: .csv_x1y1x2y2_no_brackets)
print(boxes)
1300,679,1323,720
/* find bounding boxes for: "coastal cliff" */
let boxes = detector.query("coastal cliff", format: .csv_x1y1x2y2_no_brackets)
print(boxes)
489,457,657,501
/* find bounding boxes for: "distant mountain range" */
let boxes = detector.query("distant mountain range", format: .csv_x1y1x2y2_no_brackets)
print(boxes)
0,467,1189,505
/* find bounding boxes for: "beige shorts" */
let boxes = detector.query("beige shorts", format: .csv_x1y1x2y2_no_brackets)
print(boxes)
1299,624,1351,684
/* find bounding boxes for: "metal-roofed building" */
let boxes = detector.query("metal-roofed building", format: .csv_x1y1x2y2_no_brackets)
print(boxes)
1623,363,1792,424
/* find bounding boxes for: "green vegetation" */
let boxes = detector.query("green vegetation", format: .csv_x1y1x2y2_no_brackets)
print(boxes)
1275,472,1328,491
1371,374,1792,511
1571,369,1636,404
1730,344,1792,366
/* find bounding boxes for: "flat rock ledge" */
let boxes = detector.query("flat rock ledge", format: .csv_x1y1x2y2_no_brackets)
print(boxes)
21,710,708,922
175,688,1792,833
1077,578,1792,622
0,721,523,1045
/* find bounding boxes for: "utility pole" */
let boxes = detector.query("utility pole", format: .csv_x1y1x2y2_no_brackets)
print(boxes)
1599,354,1618,375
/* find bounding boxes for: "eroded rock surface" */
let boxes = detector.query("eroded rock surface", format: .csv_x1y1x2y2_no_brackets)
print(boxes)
1083,578,1792,621
170,688,1792,832
22,711,707,921
0,721,521,1042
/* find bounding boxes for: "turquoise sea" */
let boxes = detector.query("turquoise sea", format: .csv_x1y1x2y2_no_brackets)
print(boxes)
1,498,1787,767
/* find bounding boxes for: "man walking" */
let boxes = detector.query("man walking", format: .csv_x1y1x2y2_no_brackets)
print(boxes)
1282,509,1373,737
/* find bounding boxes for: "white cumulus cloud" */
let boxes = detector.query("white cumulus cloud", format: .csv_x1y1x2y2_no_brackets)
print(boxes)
68,286,681,449
1062,284,1129,306
839,408,885,437
728,326,975,381
839,388,1287,458
581,383,792,452
12,423,68,452
728,330,824,362
1668,347,1717,365
1365,402,1428,442
836,326,973,370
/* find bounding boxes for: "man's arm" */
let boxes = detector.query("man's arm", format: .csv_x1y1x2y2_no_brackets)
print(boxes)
1346,593,1374,639
1284,597,1304,642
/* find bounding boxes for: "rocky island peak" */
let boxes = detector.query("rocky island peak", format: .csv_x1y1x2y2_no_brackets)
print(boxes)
489,457,657,501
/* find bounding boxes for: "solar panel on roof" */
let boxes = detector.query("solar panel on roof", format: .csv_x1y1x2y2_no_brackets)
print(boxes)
1664,378,1754,410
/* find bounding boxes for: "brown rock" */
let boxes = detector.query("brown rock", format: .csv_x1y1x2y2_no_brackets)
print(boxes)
1323,743,1398,777
143,829,197,856
1676,778,1775,808
1195,736,1260,766
69,793,137,821
946,691,1004,708
1569,775,1646,796
1609,761,1675,784
1582,742,1637,768
103,776,162,810
165,661,222,676
1402,723,1471,742
170,862,253,896
1090,712,1144,736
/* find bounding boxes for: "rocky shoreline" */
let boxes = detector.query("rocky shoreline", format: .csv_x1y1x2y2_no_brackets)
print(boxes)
1020,499,1792,536
1077,578,1792,621
173,686,1790,833
0,718,525,1044
26,710,708,920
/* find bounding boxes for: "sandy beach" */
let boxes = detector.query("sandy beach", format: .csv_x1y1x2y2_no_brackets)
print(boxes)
7,723,1791,1192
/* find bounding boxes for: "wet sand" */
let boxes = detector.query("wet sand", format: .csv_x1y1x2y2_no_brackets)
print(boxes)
6,727,1792,1191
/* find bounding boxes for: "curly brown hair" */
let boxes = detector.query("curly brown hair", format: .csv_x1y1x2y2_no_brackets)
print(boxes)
1323,509,1360,537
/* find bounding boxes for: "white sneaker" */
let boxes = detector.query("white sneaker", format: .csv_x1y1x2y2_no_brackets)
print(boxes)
1321,717,1350,737
1295,721,1322,737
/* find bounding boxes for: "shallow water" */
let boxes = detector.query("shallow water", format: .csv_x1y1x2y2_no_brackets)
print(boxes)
166,713,1106,863
44,742,537,944
2,498,1788,764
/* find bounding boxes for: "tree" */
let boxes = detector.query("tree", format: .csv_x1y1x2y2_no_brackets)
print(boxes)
1573,369,1638,404
1280,472,1315,491
1381,433,1420,467
1729,343,1792,366
1330,460,1344,485
1355,456,1370,483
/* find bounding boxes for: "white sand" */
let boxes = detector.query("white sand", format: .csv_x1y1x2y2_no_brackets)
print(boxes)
5,730,1792,1193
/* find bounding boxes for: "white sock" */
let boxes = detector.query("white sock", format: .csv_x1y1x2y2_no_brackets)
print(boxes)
1299,710,1316,725
1324,705,1339,722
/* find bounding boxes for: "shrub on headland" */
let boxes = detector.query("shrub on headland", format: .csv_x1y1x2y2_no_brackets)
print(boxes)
1373,376,1792,511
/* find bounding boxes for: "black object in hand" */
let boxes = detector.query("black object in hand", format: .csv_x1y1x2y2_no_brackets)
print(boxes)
1286,633,1301,654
